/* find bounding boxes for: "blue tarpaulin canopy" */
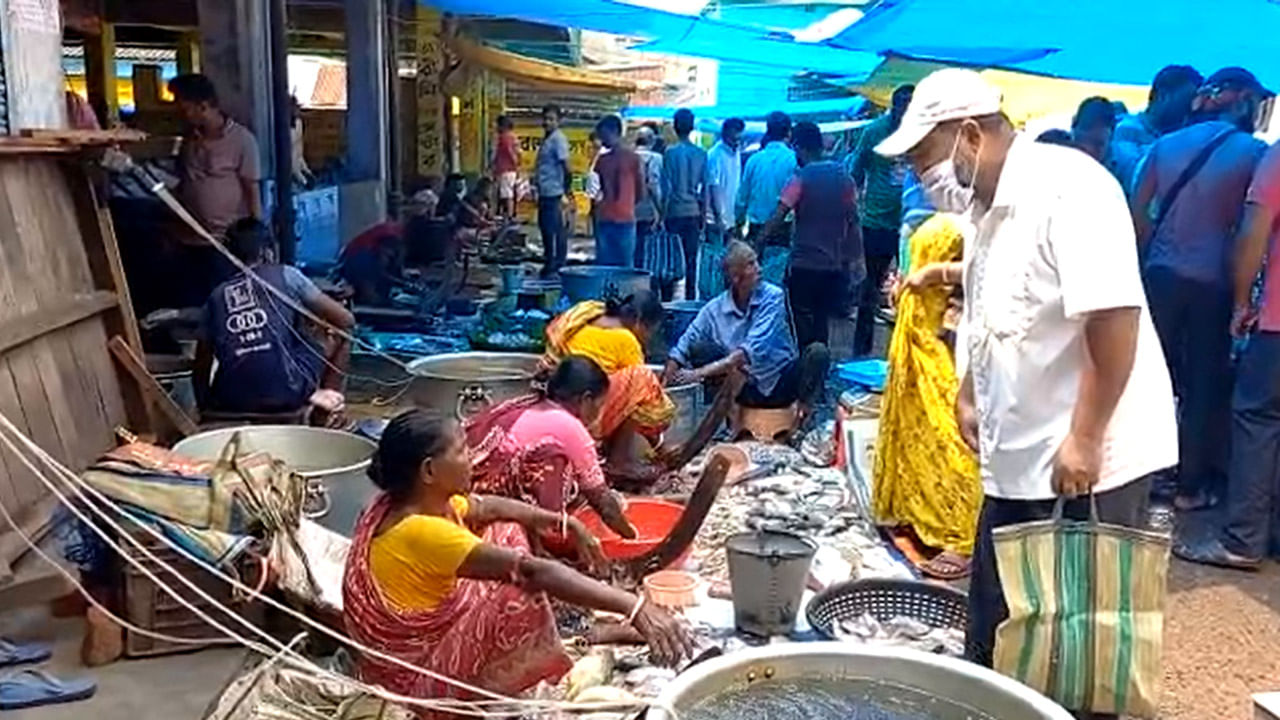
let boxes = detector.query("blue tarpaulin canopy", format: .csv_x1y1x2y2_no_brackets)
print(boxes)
623,95,868,121
422,0,881,77
829,0,1280,89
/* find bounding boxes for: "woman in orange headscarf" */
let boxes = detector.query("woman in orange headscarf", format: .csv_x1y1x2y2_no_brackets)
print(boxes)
542,291,675,470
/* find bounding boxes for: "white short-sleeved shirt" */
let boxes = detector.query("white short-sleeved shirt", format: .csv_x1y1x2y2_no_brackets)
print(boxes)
962,136,1177,500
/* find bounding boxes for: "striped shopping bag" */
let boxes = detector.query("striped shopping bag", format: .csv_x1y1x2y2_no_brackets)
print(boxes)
992,497,1170,719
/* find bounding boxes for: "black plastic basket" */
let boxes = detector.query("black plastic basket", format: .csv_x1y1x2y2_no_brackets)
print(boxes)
806,578,969,640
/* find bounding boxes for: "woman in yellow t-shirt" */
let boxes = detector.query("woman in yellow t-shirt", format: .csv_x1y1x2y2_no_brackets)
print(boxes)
543,291,677,475
342,408,690,713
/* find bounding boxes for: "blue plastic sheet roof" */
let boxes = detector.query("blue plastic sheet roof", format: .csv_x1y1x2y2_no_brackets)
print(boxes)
624,95,868,121
829,0,1280,89
423,0,880,76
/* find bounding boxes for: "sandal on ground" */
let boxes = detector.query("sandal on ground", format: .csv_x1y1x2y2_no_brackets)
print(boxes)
1172,537,1261,570
0,639,50,669
919,551,971,580
1173,490,1218,512
0,669,96,710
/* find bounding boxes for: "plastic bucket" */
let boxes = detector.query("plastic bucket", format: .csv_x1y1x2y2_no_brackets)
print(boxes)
726,531,817,637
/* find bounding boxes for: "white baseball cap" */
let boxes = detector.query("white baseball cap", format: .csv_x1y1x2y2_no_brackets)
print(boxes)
874,68,1003,157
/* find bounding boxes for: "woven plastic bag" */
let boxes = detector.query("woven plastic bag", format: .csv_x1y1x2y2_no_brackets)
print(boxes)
698,240,726,299
993,496,1170,719
641,226,685,287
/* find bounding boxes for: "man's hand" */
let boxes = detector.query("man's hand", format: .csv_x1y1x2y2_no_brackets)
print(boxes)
1231,304,1258,338
668,368,700,386
956,395,979,452
1051,432,1103,497
955,372,978,452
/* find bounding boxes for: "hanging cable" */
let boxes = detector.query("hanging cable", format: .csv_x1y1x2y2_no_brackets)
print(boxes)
0,412,670,717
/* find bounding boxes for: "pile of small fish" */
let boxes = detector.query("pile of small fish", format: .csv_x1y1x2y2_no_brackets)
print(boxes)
832,613,966,657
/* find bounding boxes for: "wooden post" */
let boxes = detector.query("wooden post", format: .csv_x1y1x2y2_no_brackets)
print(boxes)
131,64,162,111
84,23,118,127
177,31,201,75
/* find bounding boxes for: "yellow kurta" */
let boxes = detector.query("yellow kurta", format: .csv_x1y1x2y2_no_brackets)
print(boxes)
872,215,981,555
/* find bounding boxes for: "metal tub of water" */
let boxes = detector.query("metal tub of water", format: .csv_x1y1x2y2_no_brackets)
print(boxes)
645,364,699,448
407,352,541,418
650,643,1071,720
559,265,652,304
172,426,376,536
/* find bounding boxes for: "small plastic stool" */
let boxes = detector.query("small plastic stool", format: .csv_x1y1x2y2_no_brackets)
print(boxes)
733,403,798,443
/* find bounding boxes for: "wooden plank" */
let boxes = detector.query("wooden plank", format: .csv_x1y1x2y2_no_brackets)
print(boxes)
18,128,148,144
0,161,71,509
66,321,125,444
0,495,60,567
0,165,83,467
64,163,145,356
108,336,198,438
9,165,114,469
4,350,71,484
36,162,95,292
0,291,117,356
64,163,149,433
0,360,44,511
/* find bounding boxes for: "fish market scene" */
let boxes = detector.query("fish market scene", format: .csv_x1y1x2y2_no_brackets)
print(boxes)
4,0,1280,719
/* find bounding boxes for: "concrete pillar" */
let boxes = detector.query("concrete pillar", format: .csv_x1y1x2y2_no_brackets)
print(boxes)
0,0,67,130
415,5,446,176
341,0,390,240
195,0,274,174
346,0,389,184
84,23,118,126
457,70,484,175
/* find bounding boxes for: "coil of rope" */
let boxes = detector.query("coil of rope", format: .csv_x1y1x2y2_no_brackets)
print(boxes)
0,410,672,717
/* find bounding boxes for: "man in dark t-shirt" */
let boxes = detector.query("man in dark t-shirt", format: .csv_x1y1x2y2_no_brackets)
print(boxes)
195,219,355,415
763,122,863,348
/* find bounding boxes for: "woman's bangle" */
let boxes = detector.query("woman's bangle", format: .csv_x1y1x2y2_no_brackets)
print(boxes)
627,596,646,625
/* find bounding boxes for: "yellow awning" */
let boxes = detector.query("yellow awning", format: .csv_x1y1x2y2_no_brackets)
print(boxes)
450,36,636,94
853,57,1150,127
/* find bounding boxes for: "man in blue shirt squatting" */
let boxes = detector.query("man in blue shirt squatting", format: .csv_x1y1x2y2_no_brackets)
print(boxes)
663,240,829,428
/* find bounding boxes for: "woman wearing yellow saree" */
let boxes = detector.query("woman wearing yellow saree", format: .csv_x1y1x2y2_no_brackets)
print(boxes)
873,213,980,580
543,292,676,469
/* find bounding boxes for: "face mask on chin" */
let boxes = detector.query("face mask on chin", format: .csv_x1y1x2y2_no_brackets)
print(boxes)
920,127,982,214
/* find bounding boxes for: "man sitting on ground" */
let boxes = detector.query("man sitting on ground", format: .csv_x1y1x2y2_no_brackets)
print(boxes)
195,218,355,421
664,241,829,426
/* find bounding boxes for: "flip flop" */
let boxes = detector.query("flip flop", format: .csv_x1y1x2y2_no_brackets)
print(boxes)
1173,537,1261,571
1173,491,1219,513
919,552,972,581
0,669,96,710
0,639,51,668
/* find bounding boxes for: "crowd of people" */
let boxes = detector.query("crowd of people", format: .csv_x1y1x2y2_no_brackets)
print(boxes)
148,57,1280,717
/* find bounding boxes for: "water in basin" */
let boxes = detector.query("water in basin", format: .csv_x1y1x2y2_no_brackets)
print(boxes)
682,677,996,720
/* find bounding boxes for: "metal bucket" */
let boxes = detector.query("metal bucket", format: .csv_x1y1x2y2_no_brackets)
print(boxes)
646,364,700,448
648,643,1073,720
407,352,540,418
725,531,816,637
559,265,651,304
171,426,376,537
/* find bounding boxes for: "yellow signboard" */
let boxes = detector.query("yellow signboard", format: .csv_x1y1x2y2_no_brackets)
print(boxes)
511,123,595,234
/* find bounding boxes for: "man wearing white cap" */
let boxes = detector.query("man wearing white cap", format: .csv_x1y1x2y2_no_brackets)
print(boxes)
875,69,1177,673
